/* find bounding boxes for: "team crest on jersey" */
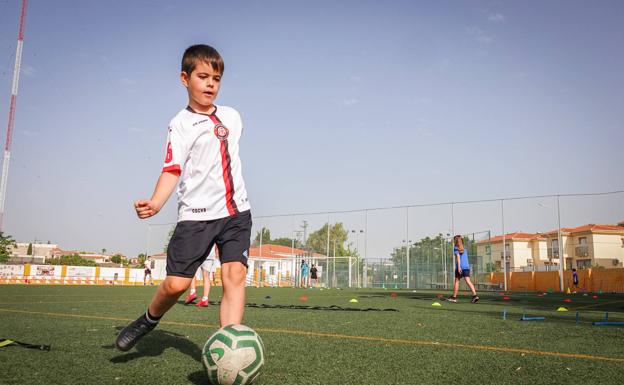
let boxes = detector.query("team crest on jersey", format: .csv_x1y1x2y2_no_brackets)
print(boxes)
214,123,229,141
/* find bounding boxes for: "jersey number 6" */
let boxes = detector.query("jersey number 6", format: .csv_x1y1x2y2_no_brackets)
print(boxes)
165,142,173,163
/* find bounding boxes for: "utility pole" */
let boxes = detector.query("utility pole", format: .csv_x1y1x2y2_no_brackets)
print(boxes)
301,220,308,246
0,0,28,231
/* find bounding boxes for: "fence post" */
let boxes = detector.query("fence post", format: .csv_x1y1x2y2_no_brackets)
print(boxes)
348,257,352,288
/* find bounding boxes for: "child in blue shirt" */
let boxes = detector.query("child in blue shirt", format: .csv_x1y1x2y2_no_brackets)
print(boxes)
447,235,479,303
300,260,310,287
572,268,579,293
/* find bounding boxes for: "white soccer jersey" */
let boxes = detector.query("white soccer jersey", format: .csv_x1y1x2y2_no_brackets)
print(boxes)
162,105,251,221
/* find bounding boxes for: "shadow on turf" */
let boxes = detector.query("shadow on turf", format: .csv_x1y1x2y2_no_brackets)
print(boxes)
107,328,202,364
187,370,209,384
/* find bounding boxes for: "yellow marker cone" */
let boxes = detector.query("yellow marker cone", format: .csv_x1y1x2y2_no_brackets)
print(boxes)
432,302,442,307
557,307,568,312
349,298,358,303
566,287,571,294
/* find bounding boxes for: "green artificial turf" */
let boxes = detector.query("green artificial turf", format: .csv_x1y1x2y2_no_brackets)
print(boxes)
1,285,623,384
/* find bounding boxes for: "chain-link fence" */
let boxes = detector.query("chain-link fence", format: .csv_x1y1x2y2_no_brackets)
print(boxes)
146,191,624,291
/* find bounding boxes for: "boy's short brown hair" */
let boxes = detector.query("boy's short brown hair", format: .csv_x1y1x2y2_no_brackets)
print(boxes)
181,44,224,75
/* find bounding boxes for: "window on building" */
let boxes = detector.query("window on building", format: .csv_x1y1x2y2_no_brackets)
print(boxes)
577,259,591,269
269,266,276,276
578,237,587,245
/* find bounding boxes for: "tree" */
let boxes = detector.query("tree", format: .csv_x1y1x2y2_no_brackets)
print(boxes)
270,237,303,249
101,248,107,254
0,232,17,263
306,223,350,257
252,227,271,246
27,243,33,255
47,254,96,267
131,253,148,268
111,254,124,264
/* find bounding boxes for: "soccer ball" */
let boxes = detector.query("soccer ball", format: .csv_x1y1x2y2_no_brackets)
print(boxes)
202,324,266,385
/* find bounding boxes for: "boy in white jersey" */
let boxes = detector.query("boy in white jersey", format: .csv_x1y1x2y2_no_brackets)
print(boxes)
116,45,252,352
184,245,218,307
143,256,153,286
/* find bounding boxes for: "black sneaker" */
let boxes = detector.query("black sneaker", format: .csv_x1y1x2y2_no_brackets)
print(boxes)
115,314,157,351
446,297,457,303
471,295,480,303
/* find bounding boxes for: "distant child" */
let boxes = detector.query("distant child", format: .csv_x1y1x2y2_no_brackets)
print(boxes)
310,264,318,287
184,245,218,307
572,268,579,293
300,260,309,287
116,44,252,352
143,256,153,286
447,235,479,303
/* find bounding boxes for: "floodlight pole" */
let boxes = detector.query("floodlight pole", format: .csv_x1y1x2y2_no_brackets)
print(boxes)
326,214,330,288
451,202,455,236
352,229,363,288
450,202,455,286
406,206,410,289
145,224,151,259
259,225,264,286
332,237,337,288
363,209,368,288
557,195,564,292
441,237,445,289
501,200,508,291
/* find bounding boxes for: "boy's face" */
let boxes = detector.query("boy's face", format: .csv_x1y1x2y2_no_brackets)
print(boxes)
181,60,221,112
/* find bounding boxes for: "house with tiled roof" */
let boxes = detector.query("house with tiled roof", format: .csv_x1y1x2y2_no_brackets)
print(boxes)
146,245,327,286
477,221,624,271
248,244,326,286
540,222,624,269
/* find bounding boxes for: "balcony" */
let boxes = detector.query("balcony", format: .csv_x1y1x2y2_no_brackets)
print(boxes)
575,245,589,258
547,247,559,258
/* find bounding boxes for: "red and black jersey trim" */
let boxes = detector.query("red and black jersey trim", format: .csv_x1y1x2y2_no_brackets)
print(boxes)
208,113,238,216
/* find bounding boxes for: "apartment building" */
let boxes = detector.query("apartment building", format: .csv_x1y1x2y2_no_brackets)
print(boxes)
477,222,624,270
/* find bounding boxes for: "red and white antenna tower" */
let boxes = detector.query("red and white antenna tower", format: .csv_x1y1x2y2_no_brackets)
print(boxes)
0,0,28,231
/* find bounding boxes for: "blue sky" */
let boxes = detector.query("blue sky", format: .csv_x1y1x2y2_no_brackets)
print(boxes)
0,0,622,258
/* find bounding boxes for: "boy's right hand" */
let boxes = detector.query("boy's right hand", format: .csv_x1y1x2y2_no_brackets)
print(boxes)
134,200,159,219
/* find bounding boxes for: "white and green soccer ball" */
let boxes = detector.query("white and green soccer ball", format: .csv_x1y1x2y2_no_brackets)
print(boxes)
202,324,266,385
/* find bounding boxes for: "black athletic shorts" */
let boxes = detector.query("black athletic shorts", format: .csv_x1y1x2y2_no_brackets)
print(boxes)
455,268,470,279
166,210,252,278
